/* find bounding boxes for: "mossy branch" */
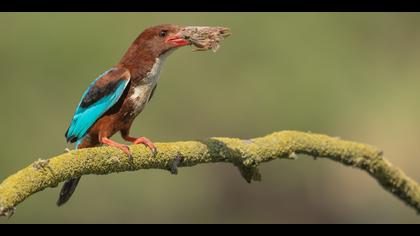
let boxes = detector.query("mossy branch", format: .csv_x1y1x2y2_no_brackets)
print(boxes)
1,130,419,217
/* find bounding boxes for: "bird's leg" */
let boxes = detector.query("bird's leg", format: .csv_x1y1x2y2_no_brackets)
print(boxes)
100,137,132,159
122,134,157,157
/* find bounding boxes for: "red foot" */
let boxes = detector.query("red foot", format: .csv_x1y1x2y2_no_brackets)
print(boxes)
101,137,132,158
123,136,157,156
134,137,157,156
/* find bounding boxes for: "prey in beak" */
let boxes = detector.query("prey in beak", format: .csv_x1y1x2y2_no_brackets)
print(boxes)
166,26,231,52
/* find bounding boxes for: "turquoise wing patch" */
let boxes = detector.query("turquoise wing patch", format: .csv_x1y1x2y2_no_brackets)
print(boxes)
65,68,130,143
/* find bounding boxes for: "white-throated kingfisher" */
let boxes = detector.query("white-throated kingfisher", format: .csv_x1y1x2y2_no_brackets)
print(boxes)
58,24,196,206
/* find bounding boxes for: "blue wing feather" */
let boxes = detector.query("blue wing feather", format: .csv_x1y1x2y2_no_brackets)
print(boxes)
65,68,130,143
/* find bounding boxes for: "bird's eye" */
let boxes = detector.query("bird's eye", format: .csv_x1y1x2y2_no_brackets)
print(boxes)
159,30,168,37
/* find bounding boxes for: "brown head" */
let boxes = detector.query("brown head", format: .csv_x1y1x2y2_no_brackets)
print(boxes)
119,24,231,75
129,24,190,57
119,24,191,73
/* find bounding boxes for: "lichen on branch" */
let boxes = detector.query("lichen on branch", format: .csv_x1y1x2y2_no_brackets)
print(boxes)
0,130,419,217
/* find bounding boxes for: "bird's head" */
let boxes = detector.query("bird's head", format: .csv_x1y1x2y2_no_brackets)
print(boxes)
136,24,191,56
135,24,231,56
121,24,230,70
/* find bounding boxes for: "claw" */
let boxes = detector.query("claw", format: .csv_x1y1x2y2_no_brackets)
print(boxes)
151,147,158,157
133,137,157,157
101,137,133,160
122,145,133,161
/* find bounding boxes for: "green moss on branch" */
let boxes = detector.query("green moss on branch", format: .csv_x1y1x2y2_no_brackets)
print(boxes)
0,130,419,217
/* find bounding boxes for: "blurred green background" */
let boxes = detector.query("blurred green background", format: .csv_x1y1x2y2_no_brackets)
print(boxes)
1,13,420,223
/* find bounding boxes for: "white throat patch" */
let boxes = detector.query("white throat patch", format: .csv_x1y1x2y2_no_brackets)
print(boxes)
129,49,175,115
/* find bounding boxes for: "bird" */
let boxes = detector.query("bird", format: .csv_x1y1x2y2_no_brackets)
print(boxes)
58,24,193,206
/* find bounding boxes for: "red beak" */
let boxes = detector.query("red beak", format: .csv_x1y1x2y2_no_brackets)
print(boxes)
165,34,190,47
